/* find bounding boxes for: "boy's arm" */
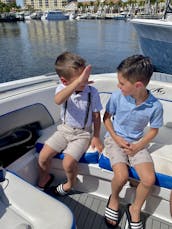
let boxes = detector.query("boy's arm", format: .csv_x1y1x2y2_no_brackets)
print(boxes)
55,65,92,105
125,128,159,156
91,112,103,153
55,78,81,105
103,111,130,149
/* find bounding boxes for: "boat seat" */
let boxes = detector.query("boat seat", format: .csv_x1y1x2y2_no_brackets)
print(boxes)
35,91,111,164
97,93,172,189
36,92,172,189
99,124,172,189
0,198,32,229
36,123,172,189
35,124,99,164
0,171,75,229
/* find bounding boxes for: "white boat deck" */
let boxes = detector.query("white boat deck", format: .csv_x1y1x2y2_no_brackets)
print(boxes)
1,72,172,229
152,72,172,83
49,191,172,229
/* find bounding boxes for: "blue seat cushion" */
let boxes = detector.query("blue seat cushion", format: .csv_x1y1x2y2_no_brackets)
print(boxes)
35,142,99,164
98,153,172,189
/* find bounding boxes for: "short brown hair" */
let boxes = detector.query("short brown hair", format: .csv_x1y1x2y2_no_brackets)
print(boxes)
55,51,86,80
117,55,154,86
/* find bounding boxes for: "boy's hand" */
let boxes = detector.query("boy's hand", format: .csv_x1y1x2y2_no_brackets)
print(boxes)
91,137,104,153
78,65,94,87
114,135,130,150
123,143,140,156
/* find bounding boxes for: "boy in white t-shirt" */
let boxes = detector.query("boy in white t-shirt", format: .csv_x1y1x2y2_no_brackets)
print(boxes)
38,51,103,195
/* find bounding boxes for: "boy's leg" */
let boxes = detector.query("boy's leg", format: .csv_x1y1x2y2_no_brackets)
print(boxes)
104,136,129,226
130,162,155,222
59,127,91,192
111,163,129,209
38,126,68,188
106,162,128,226
62,154,78,192
61,134,91,192
38,144,58,188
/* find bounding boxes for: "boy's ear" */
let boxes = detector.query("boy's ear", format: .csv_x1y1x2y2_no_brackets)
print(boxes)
135,81,144,88
60,77,68,85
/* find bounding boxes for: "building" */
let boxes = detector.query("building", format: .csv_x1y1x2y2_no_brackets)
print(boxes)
24,0,68,11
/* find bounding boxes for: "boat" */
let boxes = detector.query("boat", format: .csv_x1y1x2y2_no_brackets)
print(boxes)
0,13,18,22
15,12,25,21
30,12,43,20
113,12,128,20
41,11,69,21
130,0,172,75
0,71,172,228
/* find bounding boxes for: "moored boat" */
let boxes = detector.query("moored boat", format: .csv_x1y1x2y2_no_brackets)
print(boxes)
130,0,172,75
41,10,69,21
0,13,18,22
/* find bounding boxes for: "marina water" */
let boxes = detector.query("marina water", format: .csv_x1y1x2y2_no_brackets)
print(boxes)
0,20,140,83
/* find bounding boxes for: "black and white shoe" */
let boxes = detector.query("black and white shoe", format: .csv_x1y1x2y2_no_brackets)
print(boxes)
125,204,143,229
104,195,120,228
51,183,69,196
37,174,54,191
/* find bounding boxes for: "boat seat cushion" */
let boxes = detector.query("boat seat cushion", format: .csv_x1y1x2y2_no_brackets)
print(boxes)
35,125,99,164
99,142,172,189
98,120,172,189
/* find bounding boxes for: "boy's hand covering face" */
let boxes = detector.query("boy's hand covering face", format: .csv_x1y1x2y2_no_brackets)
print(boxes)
78,65,94,87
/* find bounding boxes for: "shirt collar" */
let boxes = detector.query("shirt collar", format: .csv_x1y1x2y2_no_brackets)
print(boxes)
126,90,155,107
74,85,90,94
71,85,90,98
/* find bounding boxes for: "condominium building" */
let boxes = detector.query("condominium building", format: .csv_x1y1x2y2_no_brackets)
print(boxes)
24,0,68,10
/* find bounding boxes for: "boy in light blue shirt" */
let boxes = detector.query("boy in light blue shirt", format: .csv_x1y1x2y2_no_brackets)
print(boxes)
104,55,163,229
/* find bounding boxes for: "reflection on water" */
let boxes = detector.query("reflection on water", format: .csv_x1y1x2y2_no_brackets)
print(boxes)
0,20,140,83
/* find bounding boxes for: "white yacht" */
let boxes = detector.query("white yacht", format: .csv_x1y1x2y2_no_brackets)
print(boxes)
130,0,172,75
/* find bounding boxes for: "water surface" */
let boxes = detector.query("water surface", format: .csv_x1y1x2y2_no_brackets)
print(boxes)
0,20,140,83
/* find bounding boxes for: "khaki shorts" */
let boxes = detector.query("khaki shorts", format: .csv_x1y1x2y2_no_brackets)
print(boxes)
104,136,153,167
45,124,91,161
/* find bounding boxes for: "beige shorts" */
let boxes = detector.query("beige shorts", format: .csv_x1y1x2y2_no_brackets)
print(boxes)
104,136,153,167
45,124,91,161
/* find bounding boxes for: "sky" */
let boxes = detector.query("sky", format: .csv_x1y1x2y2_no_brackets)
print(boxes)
16,0,24,7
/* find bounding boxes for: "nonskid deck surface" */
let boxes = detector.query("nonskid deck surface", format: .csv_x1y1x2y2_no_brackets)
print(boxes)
152,72,172,83
47,191,172,229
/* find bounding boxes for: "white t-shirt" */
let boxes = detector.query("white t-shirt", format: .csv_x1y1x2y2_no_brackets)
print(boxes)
55,84,102,129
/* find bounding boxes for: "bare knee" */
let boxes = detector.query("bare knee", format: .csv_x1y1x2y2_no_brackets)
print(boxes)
38,145,57,166
141,174,155,187
135,163,155,188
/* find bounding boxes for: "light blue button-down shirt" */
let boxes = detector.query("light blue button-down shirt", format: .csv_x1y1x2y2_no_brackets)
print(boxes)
105,89,163,142
56,84,102,129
